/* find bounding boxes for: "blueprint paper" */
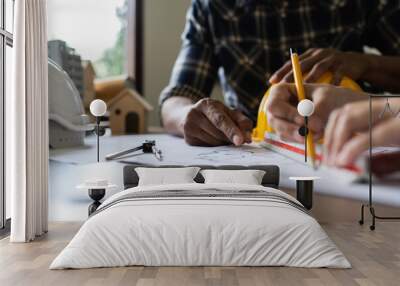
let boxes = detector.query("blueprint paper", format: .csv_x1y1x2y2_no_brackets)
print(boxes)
50,134,295,167
48,134,359,183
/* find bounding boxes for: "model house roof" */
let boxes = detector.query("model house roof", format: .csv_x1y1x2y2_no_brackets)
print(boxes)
107,88,153,111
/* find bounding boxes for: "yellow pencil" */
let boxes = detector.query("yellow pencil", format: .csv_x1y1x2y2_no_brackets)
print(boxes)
290,49,317,169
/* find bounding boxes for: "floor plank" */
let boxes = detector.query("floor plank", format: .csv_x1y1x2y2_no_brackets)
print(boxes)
0,222,399,286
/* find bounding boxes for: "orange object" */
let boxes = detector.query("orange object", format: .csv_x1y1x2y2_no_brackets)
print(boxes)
252,72,362,142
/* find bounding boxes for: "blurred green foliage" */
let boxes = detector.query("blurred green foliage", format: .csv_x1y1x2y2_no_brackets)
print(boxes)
94,0,127,78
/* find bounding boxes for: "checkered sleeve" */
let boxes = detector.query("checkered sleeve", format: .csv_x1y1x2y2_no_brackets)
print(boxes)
365,0,400,55
159,0,218,106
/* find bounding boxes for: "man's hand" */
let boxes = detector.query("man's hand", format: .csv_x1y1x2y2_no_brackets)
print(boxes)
161,96,253,146
269,48,370,85
324,99,400,167
181,98,253,146
265,83,366,143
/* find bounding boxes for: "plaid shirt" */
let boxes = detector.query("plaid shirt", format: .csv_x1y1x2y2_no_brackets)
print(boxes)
160,0,400,121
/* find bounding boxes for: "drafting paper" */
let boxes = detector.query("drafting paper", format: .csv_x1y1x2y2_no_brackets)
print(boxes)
50,134,296,167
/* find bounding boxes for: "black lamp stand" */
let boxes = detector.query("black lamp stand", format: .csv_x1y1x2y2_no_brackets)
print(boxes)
87,117,106,216
94,117,105,162
298,117,309,162
296,180,313,210
88,189,106,216
359,94,400,230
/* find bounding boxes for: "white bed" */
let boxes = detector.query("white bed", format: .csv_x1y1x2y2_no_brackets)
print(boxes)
50,183,350,269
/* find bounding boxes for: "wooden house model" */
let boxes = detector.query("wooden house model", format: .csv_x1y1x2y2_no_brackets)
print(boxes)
107,88,153,135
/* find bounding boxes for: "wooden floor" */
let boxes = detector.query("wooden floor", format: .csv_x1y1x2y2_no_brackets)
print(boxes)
1,222,400,286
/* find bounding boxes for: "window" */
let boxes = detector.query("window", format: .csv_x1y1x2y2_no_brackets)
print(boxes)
47,0,144,94
47,0,126,79
0,0,13,232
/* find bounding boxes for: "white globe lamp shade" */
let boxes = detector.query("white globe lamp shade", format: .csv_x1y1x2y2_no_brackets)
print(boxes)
90,99,107,117
297,99,315,117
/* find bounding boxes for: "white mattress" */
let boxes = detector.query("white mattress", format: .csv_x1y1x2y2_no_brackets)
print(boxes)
50,183,350,269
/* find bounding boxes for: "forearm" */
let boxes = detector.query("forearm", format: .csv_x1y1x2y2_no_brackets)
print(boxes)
161,97,194,137
362,55,400,93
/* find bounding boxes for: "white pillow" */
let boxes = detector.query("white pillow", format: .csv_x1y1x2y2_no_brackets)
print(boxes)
135,167,200,186
200,169,266,185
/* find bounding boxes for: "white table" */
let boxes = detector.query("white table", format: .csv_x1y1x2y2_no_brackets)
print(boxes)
49,134,400,221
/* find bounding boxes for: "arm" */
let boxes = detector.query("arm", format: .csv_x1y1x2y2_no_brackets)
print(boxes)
362,55,400,93
324,98,400,167
160,0,217,136
362,0,400,92
269,3,400,92
160,1,252,146
161,96,193,136
269,49,400,93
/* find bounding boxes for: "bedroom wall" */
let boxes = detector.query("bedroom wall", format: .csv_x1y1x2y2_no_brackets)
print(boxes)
143,0,223,128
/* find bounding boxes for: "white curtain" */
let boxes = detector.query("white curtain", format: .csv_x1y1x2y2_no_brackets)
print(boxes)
7,0,49,242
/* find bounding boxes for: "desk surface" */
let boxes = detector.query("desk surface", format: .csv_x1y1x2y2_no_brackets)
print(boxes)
49,134,400,220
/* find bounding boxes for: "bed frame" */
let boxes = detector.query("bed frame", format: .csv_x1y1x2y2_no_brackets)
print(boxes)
123,165,280,189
